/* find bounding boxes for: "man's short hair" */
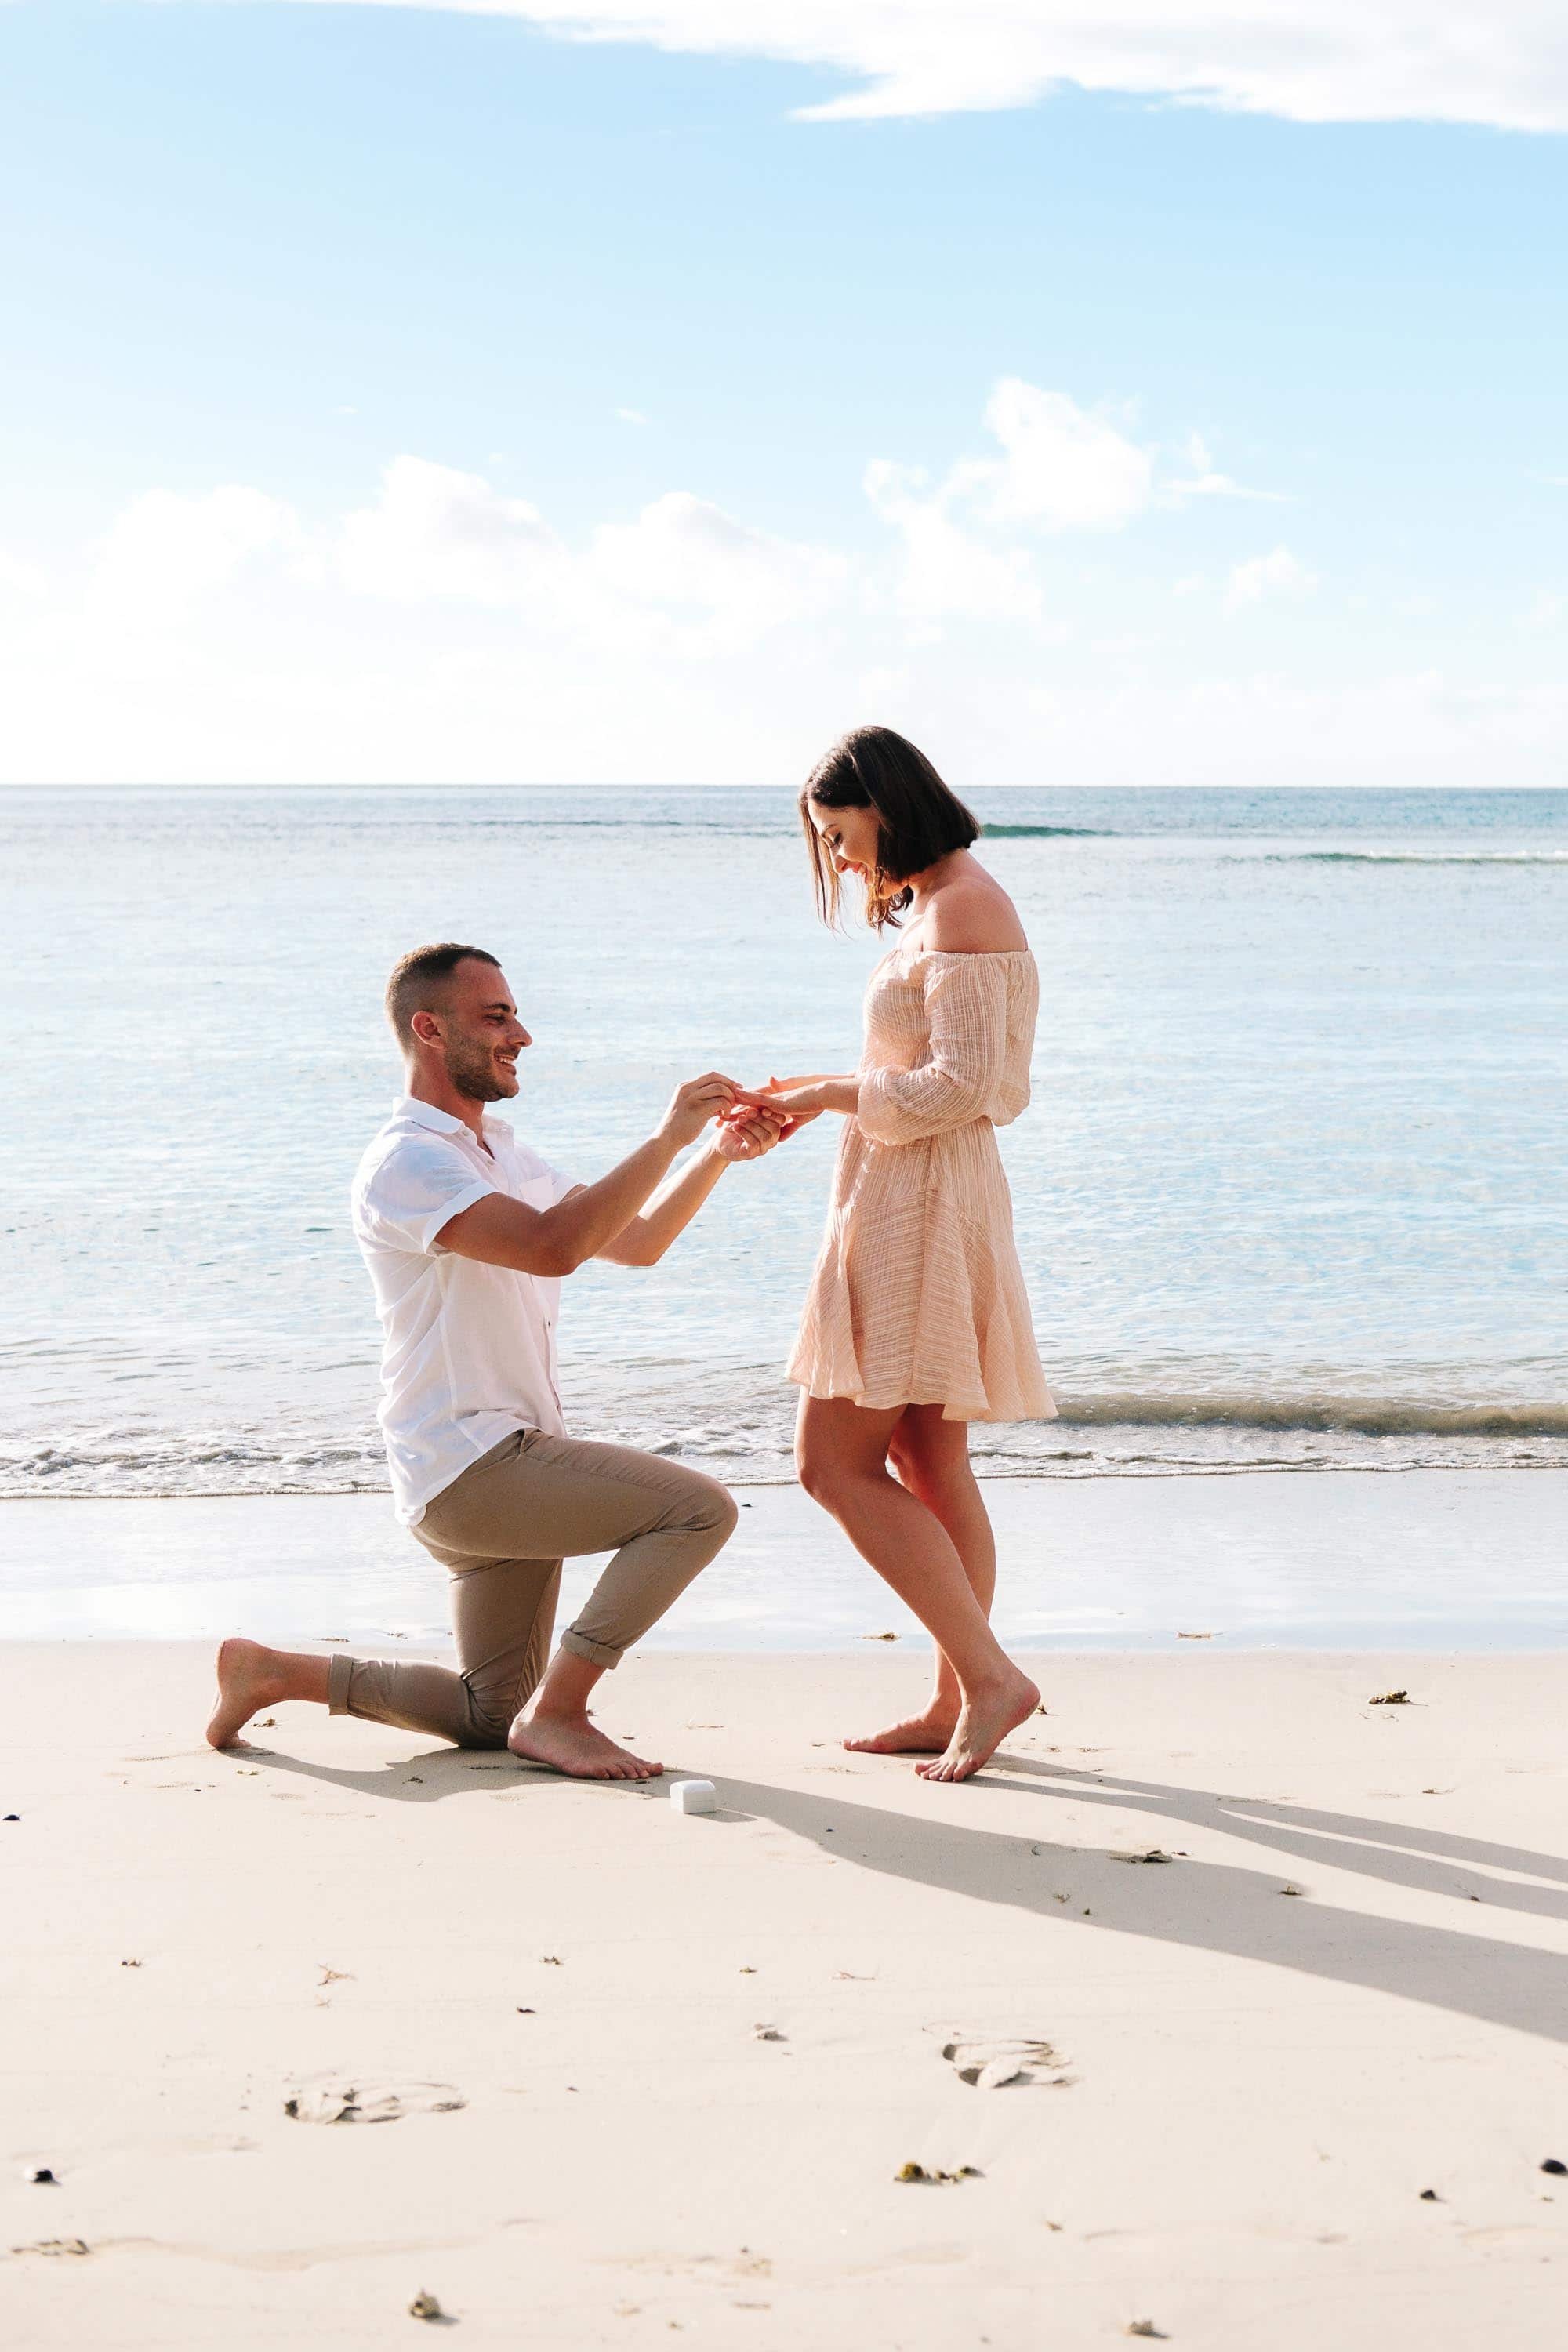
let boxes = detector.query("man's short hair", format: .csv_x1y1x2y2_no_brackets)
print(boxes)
384,942,501,1051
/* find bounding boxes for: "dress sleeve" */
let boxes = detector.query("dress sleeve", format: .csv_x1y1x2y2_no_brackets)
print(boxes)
855,956,1011,1145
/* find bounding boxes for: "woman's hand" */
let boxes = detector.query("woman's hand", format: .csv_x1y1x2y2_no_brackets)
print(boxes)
732,1075,859,1123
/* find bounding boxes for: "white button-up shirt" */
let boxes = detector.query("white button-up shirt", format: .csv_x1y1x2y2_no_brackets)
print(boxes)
351,1097,578,1524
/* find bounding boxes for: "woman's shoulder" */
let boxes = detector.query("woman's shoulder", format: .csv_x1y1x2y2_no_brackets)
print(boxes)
919,870,1029,956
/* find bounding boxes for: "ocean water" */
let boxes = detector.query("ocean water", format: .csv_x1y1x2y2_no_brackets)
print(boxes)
2,785,1565,1499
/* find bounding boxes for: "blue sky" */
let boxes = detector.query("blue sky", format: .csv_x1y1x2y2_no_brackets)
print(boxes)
1,2,1564,785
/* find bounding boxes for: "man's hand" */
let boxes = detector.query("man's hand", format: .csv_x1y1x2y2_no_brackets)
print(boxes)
657,1072,742,1152
712,1104,790,1163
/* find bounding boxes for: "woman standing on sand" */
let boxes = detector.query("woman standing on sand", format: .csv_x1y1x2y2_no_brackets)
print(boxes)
756,726,1056,1784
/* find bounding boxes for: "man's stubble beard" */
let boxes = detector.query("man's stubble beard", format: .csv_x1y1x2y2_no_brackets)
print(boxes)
444,1036,515,1105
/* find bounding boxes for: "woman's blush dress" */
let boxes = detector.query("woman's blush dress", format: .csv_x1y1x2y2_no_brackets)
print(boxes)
787,944,1056,1424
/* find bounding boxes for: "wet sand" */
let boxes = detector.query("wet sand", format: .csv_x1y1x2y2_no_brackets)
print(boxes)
3,1468,1566,1646
4,1642,1567,2347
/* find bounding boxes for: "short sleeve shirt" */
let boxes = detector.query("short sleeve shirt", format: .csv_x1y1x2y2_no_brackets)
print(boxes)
351,1097,578,1523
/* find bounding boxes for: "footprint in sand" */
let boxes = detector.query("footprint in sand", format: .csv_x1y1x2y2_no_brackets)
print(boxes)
284,2078,466,2125
939,2034,1064,2089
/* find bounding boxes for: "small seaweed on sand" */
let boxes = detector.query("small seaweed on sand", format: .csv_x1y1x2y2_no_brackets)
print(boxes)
1369,1690,1410,1706
1110,1849,1176,1865
1127,2325,1168,2341
408,2288,444,2320
895,2161,982,2185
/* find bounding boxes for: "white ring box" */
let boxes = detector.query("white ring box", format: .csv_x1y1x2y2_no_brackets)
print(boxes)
670,1779,717,1814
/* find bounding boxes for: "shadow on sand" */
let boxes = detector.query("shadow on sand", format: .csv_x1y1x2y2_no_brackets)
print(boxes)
248,1737,1568,2044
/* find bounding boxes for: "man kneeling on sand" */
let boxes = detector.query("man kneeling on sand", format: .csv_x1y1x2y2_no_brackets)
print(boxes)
208,941,786,1779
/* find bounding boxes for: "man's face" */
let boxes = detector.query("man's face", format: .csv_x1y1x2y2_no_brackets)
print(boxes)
431,960,532,1102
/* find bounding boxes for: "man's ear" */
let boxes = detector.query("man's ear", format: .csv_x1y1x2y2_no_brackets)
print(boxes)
409,1008,443,1047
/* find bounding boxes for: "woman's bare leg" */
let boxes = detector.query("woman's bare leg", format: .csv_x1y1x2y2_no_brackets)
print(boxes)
844,1404,999,1754
796,1394,1036,1783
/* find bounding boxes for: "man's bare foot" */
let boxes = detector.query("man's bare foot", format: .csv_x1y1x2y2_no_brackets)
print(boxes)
915,1669,1040,1784
507,1711,663,1781
206,1638,290,1750
844,1709,958,1755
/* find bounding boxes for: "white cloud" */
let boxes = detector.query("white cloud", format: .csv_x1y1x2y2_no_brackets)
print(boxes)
859,378,1156,625
864,459,1044,624
1162,432,1289,506
0,548,46,603
245,4,1568,134
338,455,562,605
91,484,303,616
5,396,1565,788
1225,544,1318,610
589,489,848,649
975,379,1152,532
616,406,651,426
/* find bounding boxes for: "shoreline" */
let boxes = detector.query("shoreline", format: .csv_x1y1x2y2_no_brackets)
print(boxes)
10,1450,1568,1504
5,1643,1566,2347
2,1469,1564,1651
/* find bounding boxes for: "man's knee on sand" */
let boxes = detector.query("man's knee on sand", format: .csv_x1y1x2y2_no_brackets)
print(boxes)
459,1710,514,1751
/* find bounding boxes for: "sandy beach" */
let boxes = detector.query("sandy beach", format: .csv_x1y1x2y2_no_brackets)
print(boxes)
5,1638,1567,2347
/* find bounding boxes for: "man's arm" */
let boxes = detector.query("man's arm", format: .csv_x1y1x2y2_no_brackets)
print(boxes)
595,1105,787,1268
437,1074,738,1276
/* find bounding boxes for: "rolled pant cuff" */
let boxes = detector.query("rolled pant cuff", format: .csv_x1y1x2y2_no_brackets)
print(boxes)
327,1653,357,1715
559,1626,623,1670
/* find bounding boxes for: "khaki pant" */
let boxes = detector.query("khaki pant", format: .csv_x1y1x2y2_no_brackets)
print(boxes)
327,1428,738,1748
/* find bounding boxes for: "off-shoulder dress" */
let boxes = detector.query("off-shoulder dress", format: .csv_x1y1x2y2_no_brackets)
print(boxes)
786,942,1057,1424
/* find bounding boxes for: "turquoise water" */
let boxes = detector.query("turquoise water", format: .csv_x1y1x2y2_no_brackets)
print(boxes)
2,785,1565,1495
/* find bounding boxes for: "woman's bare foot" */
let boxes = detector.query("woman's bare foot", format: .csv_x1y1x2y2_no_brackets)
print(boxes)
844,1708,958,1755
507,1709,663,1781
915,1669,1040,1784
206,1638,291,1750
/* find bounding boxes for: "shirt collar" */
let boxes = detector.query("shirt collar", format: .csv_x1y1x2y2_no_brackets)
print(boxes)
393,1095,513,1147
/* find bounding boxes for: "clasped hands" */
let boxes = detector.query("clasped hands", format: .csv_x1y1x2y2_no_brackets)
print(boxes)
715,1073,851,1162
660,1071,848,1164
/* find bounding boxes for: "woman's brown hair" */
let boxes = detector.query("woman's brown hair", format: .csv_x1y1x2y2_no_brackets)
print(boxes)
800,724,980,929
